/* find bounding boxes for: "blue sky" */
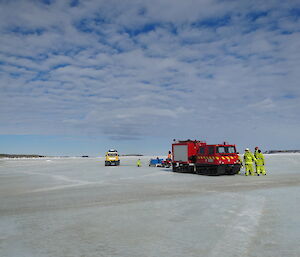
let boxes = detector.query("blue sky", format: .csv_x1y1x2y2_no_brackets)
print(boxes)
0,0,300,156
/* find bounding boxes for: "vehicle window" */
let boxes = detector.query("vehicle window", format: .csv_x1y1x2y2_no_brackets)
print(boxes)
217,147,225,153
199,147,205,154
108,153,117,156
208,146,214,154
227,147,236,153
217,146,236,154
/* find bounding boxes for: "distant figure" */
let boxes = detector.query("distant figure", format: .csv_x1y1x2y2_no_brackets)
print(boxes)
167,151,172,161
255,150,266,176
136,159,141,167
243,148,256,176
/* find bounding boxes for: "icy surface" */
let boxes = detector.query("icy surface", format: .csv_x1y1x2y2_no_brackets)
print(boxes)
0,154,300,257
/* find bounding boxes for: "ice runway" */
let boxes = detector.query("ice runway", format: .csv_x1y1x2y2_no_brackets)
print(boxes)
1,155,300,257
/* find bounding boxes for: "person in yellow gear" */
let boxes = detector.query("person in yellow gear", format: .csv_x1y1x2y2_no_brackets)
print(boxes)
136,159,141,167
237,152,244,174
254,146,259,174
244,148,256,176
254,146,259,158
255,150,266,175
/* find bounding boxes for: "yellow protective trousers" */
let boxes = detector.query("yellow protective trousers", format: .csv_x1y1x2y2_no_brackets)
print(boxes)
245,164,255,176
256,165,266,175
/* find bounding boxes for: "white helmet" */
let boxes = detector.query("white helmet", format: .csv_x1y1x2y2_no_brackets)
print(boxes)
245,148,249,151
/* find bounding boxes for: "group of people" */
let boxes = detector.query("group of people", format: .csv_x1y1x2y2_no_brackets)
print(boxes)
239,146,267,176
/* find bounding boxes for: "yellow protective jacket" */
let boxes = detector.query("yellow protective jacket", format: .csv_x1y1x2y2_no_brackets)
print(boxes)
255,152,265,166
244,151,256,164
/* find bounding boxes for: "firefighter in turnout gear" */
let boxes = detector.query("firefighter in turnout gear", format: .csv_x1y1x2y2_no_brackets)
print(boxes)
254,146,259,173
237,152,243,174
255,150,266,175
254,146,259,158
244,148,256,176
136,159,141,167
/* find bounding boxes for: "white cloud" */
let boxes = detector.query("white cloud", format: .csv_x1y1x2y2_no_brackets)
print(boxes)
0,0,299,150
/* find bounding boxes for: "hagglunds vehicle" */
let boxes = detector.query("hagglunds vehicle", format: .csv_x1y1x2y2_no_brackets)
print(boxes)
172,140,241,175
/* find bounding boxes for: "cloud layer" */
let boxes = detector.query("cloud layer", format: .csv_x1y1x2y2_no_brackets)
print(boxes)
1,0,300,149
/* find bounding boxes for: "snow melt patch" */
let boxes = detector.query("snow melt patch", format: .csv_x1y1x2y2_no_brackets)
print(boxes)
209,195,265,257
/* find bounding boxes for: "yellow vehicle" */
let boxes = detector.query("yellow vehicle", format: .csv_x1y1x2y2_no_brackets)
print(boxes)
105,149,120,166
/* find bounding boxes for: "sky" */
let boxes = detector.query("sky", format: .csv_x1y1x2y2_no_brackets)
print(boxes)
0,0,300,156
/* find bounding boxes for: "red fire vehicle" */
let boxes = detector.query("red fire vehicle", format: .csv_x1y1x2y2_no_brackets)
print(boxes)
172,140,241,175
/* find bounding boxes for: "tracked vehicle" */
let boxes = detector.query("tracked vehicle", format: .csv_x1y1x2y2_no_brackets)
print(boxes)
172,140,241,175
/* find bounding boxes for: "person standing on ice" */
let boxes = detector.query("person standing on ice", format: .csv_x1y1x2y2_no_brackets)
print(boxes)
243,148,256,176
237,152,243,174
254,146,259,173
136,159,141,167
255,150,266,176
167,151,172,161
254,146,259,157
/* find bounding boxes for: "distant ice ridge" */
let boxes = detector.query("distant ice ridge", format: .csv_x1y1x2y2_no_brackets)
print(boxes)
265,152,300,155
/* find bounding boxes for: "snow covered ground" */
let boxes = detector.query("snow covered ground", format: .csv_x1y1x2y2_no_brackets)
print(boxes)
0,154,300,257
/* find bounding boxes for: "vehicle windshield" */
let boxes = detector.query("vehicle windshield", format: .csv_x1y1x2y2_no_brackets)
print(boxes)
108,153,117,157
217,146,236,154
